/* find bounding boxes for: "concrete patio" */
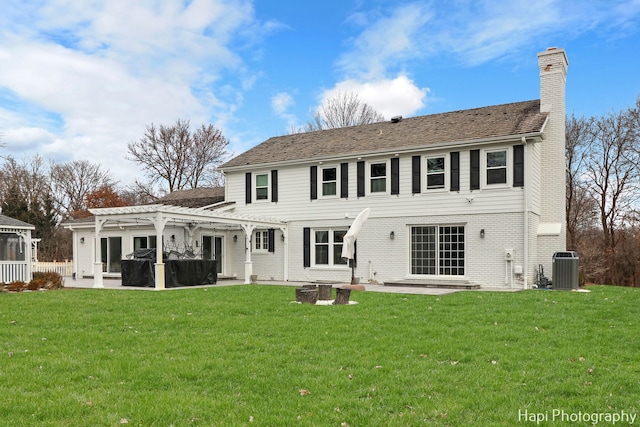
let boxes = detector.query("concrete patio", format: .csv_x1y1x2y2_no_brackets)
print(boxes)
62,277,521,295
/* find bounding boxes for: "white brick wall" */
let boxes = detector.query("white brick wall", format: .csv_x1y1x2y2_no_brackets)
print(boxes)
282,213,532,288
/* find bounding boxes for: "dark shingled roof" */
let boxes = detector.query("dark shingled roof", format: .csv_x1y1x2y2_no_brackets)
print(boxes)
158,187,225,208
222,100,547,169
0,214,34,229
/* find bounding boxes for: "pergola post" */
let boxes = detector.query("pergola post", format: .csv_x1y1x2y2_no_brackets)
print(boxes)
93,218,106,288
241,224,255,284
153,211,170,290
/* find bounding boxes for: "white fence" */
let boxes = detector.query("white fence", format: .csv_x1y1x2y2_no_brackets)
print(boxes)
0,261,29,283
32,261,73,277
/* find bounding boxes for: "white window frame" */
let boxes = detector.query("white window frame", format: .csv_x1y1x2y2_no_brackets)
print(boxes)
483,148,509,188
133,235,158,251
253,230,269,253
367,160,389,194
254,172,270,201
408,225,465,277
311,228,349,268
425,155,448,191
320,165,339,198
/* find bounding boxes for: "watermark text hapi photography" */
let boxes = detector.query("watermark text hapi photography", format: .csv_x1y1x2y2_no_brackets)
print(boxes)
519,409,637,425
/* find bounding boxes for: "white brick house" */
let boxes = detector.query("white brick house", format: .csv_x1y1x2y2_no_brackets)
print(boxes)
67,48,567,290
218,47,568,289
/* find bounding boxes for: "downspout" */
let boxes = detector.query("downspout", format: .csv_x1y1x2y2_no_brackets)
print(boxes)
281,226,289,281
522,136,529,289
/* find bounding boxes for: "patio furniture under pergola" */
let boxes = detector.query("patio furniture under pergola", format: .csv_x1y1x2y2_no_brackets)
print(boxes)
89,204,288,289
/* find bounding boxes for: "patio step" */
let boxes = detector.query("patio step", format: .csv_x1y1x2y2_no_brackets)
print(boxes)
383,280,480,290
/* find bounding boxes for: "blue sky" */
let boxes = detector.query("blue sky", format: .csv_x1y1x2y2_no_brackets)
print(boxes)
1,0,639,185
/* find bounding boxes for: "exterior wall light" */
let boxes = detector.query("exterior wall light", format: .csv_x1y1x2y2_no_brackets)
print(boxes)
390,231,395,240
480,229,485,238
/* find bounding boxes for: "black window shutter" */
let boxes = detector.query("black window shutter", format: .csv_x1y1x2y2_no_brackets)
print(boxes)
412,155,421,193
245,172,252,204
340,162,349,198
513,145,524,187
268,228,275,253
303,227,311,267
271,170,278,202
357,161,365,197
470,150,480,190
450,152,460,191
391,157,400,195
310,166,317,200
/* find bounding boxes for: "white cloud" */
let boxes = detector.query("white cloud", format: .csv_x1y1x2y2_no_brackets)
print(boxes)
3,127,57,153
0,0,265,183
338,3,432,80
271,92,293,116
338,0,640,78
321,76,429,119
270,92,299,131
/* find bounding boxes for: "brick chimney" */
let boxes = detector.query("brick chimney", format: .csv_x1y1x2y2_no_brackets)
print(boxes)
537,47,569,263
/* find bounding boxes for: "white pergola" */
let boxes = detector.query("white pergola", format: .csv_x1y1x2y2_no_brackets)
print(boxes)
89,204,288,289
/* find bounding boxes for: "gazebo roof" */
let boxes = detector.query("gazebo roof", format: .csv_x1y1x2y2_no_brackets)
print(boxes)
0,214,35,230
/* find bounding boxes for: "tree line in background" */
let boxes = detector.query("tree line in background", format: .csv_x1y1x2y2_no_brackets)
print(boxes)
1,94,639,287
0,119,229,261
566,96,640,286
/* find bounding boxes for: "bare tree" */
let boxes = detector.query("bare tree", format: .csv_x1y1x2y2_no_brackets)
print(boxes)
121,182,159,206
565,114,597,250
584,109,640,250
50,160,114,220
0,155,50,209
127,119,229,193
294,91,385,133
0,155,68,260
577,105,640,284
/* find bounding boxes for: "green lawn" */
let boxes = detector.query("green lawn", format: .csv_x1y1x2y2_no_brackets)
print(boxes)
1,285,639,426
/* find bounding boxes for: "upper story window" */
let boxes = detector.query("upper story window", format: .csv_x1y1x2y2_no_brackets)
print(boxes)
370,162,387,193
255,173,269,200
322,167,337,196
426,156,446,189
486,150,507,185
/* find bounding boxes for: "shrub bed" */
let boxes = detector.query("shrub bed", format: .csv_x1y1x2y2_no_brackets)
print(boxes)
2,272,64,292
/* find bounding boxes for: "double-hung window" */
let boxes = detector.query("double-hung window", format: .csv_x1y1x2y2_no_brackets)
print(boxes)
313,229,348,267
255,174,269,200
370,162,387,193
322,167,337,196
486,150,507,185
254,230,269,252
426,156,446,189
